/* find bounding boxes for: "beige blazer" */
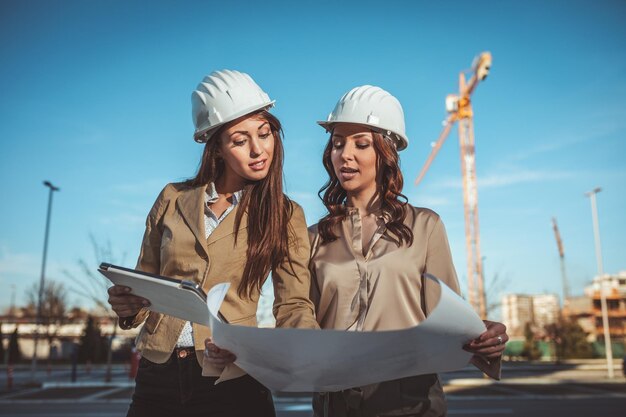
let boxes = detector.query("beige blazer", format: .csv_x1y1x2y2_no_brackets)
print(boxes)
120,182,318,381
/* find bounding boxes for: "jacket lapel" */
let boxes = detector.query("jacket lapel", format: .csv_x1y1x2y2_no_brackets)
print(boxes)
207,204,248,246
176,184,210,258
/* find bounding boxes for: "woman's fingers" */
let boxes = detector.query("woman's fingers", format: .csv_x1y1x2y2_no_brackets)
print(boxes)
205,338,215,350
107,285,150,318
467,332,510,349
478,320,507,341
204,353,237,366
203,338,237,366
204,351,237,366
465,342,507,357
107,285,131,296
464,320,509,359
111,304,144,318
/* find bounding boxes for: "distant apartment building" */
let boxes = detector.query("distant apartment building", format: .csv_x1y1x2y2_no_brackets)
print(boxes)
501,295,532,337
532,294,560,331
583,271,626,340
501,293,559,337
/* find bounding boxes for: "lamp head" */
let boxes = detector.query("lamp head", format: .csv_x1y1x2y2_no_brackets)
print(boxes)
43,181,60,191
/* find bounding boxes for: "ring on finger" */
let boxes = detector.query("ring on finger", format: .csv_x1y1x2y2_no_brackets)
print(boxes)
497,335,503,345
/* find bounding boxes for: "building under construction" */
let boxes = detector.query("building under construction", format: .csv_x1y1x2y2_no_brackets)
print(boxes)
502,271,626,343
581,271,626,341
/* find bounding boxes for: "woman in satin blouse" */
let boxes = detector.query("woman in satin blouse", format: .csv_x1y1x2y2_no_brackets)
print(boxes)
308,85,509,417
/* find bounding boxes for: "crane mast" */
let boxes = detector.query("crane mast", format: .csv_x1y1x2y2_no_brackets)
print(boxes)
551,217,570,306
415,52,492,319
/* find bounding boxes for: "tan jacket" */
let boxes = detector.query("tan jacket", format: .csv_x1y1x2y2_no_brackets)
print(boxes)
121,182,318,380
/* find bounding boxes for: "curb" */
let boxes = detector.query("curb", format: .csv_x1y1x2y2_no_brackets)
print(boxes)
446,378,626,386
42,381,135,389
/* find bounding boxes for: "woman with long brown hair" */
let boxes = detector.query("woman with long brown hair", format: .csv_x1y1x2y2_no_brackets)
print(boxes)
106,69,318,417
309,85,509,417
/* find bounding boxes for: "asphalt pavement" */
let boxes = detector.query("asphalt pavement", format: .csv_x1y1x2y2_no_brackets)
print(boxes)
1,360,624,416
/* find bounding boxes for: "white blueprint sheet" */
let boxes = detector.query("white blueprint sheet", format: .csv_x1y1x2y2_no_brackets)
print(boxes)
204,275,486,392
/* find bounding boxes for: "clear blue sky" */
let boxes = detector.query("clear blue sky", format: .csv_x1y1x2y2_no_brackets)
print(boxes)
1,0,625,317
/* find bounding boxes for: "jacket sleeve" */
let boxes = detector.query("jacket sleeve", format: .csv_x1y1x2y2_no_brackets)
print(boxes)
271,203,320,329
307,225,321,311
425,215,501,380
118,185,169,330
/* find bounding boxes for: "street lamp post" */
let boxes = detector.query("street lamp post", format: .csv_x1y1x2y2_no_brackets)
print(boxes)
31,181,60,381
585,187,614,379
481,256,487,314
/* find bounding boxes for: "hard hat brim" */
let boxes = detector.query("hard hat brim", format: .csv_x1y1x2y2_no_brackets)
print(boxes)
317,120,408,151
194,100,276,143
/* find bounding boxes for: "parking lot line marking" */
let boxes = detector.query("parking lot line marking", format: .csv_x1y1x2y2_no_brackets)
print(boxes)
79,387,129,402
275,404,313,411
0,387,42,400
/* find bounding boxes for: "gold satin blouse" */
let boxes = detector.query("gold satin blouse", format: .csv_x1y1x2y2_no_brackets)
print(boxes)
308,205,460,332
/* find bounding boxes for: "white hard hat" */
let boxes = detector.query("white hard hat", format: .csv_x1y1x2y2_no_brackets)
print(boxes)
192,69,275,143
318,85,408,151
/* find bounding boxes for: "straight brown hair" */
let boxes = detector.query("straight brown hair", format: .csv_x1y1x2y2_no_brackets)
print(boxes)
185,110,294,298
317,131,414,246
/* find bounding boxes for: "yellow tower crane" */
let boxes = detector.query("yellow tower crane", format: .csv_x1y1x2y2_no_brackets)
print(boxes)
551,217,570,307
415,52,492,319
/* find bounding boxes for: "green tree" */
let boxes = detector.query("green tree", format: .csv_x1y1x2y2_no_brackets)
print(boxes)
8,328,21,364
26,281,68,324
64,234,127,380
26,280,69,364
545,318,593,360
484,271,511,316
78,315,107,363
521,322,542,360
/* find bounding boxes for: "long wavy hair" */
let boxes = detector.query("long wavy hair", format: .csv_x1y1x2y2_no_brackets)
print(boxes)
185,110,294,298
317,131,414,247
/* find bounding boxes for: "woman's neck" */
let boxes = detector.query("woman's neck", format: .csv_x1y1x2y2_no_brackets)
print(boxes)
214,173,245,196
346,187,381,217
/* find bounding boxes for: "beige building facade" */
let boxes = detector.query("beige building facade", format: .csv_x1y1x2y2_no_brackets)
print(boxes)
501,293,559,337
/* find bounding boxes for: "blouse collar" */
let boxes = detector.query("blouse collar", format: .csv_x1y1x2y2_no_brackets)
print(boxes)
205,182,243,206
